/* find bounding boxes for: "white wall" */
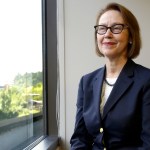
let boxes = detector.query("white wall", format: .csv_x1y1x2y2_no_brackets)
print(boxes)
57,0,150,149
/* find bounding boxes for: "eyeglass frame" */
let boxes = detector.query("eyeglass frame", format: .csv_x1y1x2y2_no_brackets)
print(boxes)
94,24,129,35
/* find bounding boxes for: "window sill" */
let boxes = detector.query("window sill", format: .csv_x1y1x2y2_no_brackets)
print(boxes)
31,136,58,150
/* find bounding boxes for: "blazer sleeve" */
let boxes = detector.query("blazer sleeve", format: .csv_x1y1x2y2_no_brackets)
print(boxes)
70,77,93,150
140,78,150,149
116,77,150,150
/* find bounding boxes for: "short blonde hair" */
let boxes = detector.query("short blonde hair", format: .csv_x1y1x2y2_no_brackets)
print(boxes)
95,3,141,59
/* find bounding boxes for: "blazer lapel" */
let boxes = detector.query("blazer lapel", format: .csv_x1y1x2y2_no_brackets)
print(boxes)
84,67,105,133
102,59,135,120
92,67,105,121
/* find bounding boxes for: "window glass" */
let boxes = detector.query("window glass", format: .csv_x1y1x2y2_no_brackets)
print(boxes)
0,0,43,149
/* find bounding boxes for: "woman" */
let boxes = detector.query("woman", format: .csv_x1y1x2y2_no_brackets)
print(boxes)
70,2,150,150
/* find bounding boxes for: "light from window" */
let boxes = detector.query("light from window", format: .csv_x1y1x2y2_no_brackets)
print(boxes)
0,0,43,149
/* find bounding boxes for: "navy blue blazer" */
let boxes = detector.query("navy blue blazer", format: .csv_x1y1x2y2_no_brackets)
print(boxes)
70,59,150,150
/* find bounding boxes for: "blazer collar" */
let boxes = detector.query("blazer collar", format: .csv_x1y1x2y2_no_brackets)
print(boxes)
102,59,135,120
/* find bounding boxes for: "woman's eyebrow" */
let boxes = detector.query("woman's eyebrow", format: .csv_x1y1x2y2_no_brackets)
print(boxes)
98,22,124,26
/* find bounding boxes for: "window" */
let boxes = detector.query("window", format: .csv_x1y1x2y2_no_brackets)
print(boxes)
0,0,58,149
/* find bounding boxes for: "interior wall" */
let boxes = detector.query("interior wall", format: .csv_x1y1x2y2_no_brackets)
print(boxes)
58,0,150,149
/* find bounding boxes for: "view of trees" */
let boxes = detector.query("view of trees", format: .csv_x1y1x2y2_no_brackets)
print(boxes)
0,72,43,120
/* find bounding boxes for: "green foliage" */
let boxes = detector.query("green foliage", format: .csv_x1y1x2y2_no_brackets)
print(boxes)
14,72,42,87
32,82,43,100
0,72,43,121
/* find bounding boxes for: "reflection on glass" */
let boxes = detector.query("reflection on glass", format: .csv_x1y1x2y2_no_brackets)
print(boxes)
0,0,43,149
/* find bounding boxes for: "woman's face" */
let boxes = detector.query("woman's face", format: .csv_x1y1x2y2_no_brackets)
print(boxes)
97,10,129,59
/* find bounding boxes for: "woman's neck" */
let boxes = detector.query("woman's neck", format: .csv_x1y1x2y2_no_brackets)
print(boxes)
105,58,127,78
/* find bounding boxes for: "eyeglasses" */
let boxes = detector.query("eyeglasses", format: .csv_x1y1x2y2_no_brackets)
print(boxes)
94,24,128,35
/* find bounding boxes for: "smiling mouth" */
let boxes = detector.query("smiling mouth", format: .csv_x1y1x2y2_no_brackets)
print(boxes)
102,42,117,47
103,42,116,45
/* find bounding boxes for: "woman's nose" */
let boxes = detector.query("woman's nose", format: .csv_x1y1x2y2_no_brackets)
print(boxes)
104,28,113,38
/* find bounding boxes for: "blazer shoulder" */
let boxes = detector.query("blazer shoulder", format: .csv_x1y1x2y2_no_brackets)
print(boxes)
133,62,150,86
135,63,150,76
84,67,103,79
81,67,104,86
